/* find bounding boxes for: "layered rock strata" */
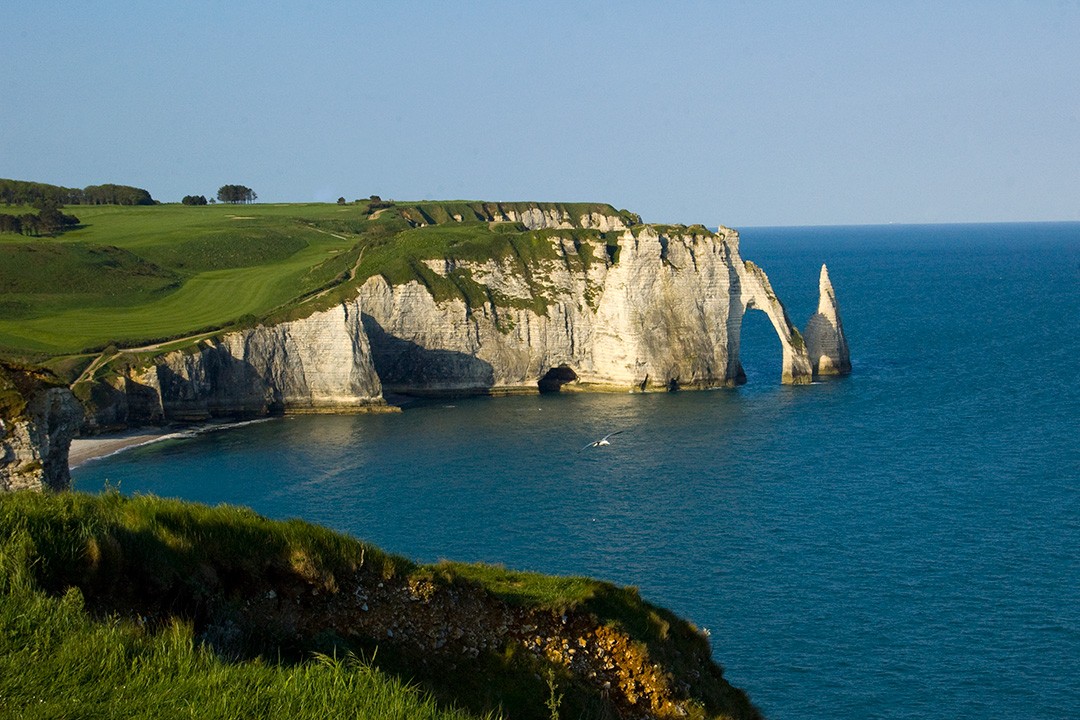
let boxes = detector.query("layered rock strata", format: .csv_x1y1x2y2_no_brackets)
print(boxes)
93,219,847,426
398,201,638,232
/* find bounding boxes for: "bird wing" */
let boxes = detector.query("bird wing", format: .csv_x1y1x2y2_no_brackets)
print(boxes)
582,430,625,450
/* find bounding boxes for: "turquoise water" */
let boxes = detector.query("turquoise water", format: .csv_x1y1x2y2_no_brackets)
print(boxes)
74,223,1080,719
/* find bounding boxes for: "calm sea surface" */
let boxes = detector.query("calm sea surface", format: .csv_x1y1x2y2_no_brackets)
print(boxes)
74,223,1080,720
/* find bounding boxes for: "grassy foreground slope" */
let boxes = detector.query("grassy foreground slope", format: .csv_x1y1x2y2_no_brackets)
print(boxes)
0,492,484,720
0,491,760,720
0,200,642,374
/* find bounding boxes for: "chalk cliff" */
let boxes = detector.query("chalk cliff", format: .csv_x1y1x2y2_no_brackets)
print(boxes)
1,365,83,491
394,200,640,232
89,303,389,429
88,205,848,427
358,225,815,394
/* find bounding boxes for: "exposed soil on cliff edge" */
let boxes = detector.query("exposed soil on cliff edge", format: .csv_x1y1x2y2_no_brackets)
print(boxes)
196,563,763,720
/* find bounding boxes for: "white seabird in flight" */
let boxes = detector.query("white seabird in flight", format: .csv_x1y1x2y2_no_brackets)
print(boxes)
582,430,624,450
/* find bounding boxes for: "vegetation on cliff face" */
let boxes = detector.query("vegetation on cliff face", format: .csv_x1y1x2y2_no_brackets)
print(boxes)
0,491,760,720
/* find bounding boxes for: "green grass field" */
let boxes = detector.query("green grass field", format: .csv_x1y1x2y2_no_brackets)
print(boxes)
0,203,369,356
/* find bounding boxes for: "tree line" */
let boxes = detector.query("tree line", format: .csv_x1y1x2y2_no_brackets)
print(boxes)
0,179,155,206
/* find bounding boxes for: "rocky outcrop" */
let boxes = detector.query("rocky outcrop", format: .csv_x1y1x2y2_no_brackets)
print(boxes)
467,205,630,231
359,225,816,394
253,567,763,720
90,303,390,429
1,366,83,492
804,264,851,376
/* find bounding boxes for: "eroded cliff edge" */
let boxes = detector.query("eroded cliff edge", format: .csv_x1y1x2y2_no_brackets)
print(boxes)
1,491,764,719
83,204,849,429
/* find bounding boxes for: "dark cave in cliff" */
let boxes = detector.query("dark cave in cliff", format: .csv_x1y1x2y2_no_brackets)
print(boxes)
537,365,578,393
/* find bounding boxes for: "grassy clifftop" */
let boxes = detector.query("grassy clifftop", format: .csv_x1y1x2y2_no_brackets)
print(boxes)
0,199,642,369
0,491,760,720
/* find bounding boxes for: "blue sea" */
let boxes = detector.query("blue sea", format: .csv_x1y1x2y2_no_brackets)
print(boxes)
74,223,1080,720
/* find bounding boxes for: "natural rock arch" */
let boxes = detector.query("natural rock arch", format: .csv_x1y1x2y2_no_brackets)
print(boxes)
732,261,814,385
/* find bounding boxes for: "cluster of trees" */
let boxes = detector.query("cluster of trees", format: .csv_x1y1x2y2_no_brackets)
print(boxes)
181,195,209,206
365,195,394,213
216,185,256,204
0,179,155,206
0,200,80,236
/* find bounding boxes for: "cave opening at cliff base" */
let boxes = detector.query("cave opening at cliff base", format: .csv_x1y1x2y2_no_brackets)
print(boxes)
538,365,578,393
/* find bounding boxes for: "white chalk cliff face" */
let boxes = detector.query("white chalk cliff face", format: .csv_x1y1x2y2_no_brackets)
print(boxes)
358,226,821,394
403,204,634,233
100,303,388,426
99,215,848,425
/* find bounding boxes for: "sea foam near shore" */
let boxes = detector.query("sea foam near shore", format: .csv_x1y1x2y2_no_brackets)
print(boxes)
69,419,274,469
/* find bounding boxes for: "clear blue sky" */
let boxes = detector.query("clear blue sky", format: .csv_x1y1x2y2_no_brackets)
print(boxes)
2,1,1077,226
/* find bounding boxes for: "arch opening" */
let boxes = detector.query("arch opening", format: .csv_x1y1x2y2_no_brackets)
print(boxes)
538,365,578,393
739,308,784,385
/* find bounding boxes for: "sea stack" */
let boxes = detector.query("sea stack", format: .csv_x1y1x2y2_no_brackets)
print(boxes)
803,264,852,377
